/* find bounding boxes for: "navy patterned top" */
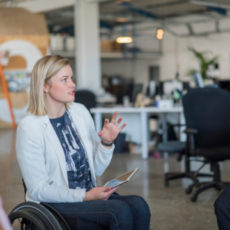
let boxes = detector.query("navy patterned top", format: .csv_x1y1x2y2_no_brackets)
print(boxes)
50,110,93,191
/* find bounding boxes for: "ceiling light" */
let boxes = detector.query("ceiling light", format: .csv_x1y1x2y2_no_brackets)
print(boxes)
116,36,133,43
156,28,164,40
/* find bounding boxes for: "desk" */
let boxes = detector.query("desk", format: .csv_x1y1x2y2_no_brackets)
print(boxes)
91,106,183,159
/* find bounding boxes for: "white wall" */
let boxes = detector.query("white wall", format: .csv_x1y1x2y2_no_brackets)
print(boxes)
162,31,230,81
101,32,161,90
102,58,160,86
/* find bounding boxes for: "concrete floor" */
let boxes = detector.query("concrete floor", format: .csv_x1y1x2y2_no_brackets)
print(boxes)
0,128,224,230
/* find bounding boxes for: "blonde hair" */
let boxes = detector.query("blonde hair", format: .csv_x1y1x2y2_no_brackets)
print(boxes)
28,55,71,115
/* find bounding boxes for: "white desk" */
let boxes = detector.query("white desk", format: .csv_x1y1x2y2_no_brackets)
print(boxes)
91,106,183,159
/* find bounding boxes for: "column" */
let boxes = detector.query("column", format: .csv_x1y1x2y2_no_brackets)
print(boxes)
74,0,101,91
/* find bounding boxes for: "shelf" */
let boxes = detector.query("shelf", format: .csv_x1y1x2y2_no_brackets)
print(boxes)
51,50,124,59
51,50,161,59
51,50,75,58
101,52,123,59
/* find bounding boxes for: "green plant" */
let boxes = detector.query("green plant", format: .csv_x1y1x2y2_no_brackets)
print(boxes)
188,47,218,80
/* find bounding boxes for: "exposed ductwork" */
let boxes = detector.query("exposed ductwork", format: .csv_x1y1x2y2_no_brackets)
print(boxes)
191,0,230,9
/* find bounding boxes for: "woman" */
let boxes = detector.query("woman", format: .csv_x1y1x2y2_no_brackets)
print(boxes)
16,55,151,230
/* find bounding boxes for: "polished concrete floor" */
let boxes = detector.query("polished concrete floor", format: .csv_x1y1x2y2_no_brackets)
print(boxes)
0,128,225,230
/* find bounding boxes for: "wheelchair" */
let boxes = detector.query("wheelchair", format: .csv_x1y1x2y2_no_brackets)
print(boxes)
8,179,72,230
8,201,71,230
9,201,108,230
8,181,107,230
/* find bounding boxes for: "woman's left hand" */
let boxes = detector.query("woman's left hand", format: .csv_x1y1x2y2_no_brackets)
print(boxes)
98,111,126,143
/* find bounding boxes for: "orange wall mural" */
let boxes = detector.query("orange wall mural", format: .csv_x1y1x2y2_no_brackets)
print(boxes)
0,7,49,127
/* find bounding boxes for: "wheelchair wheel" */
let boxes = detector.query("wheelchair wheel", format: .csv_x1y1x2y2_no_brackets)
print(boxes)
9,202,64,230
42,203,71,230
9,209,46,230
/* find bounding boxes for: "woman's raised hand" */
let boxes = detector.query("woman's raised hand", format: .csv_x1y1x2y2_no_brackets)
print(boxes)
98,111,126,143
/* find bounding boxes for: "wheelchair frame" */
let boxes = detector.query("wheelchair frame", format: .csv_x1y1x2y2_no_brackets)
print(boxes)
9,201,71,230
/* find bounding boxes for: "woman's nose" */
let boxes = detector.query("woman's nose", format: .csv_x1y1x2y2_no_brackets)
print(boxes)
70,79,75,87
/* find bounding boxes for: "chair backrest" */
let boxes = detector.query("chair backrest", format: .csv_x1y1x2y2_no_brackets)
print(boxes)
182,87,230,148
74,89,97,111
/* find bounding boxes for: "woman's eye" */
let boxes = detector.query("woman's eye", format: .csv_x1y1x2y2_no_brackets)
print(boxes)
71,77,75,83
61,78,67,82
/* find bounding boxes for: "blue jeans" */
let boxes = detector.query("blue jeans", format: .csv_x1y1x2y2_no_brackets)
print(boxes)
45,193,151,230
214,184,230,230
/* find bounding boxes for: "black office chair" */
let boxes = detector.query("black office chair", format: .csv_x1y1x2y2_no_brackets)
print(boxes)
182,87,230,202
156,124,200,187
157,140,186,186
75,89,97,111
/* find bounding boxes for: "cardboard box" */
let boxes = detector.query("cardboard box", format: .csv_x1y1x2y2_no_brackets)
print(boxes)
101,40,122,52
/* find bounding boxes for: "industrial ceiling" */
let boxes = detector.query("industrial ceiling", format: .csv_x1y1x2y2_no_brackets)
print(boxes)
1,0,230,37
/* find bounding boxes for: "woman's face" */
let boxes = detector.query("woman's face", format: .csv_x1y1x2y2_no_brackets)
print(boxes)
44,64,76,107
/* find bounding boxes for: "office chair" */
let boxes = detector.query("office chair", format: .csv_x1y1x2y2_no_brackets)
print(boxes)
156,124,200,187
182,87,230,202
157,140,185,186
75,89,97,111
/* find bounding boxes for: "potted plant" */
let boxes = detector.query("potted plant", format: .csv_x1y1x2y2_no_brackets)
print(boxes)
188,47,218,80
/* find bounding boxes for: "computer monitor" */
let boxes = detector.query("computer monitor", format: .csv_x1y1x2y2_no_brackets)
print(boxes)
163,80,183,96
155,81,164,96
131,83,143,103
218,80,230,93
182,81,190,91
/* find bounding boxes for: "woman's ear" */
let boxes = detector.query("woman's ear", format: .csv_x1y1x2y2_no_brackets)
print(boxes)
43,84,49,93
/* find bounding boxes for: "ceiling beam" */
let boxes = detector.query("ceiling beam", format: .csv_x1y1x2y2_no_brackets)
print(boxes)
180,28,230,37
87,0,113,2
16,0,75,13
191,0,230,9
146,0,190,9
16,0,110,13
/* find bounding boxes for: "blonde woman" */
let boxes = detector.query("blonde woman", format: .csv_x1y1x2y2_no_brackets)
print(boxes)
16,55,151,230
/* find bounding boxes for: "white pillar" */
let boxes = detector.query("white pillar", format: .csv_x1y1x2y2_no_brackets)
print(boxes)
74,0,101,92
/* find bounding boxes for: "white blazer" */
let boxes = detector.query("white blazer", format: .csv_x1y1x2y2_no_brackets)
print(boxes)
16,103,114,203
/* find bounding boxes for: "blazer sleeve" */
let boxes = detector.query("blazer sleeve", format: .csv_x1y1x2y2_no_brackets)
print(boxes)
79,105,115,176
16,117,86,203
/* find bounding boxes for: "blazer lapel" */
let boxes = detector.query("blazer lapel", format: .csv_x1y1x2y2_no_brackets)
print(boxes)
68,108,91,159
41,116,68,184
69,109,94,166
